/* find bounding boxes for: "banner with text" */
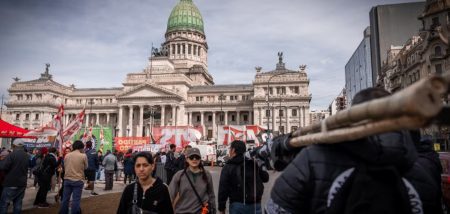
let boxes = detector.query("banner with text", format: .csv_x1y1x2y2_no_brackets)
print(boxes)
114,137,150,152
218,125,266,146
152,126,203,149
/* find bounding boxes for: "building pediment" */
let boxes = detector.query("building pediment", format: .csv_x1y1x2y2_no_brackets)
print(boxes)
117,82,183,100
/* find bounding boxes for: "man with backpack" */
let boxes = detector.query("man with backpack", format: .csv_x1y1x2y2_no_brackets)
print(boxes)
265,88,444,214
218,140,269,214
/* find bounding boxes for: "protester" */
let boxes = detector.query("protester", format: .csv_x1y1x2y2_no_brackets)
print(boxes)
103,150,117,190
115,152,124,181
55,147,71,203
31,149,42,188
123,149,134,184
84,141,99,196
0,151,9,197
96,150,103,180
117,152,173,213
28,149,36,178
265,88,444,214
169,148,216,214
164,144,177,184
176,145,192,172
33,147,57,208
218,140,268,214
59,141,88,214
0,140,29,214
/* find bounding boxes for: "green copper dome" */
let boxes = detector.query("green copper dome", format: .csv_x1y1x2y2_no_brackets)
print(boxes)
167,0,204,34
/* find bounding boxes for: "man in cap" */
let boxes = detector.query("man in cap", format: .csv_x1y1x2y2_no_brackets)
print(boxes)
0,140,29,213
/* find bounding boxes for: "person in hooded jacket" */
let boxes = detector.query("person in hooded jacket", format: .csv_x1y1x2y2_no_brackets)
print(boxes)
265,87,443,214
123,149,134,184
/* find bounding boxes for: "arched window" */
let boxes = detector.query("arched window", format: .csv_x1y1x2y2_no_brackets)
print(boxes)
435,46,442,56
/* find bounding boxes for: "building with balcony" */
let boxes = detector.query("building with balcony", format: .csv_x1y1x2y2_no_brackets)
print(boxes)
5,0,312,140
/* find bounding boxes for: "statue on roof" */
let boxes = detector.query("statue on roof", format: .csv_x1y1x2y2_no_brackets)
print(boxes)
13,77,20,82
45,63,50,74
278,52,283,64
40,63,53,80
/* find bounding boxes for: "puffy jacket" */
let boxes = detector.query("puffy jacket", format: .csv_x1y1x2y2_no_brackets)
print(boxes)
218,154,269,211
269,131,443,214
0,147,29,187
85,148,98,171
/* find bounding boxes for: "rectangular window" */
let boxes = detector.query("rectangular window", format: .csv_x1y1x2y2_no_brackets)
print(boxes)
436,64,443,74
266,110,270,117
188,44,192,54
279,110,284,117
16,114,20,120
17,95,23,100
292,109,298,117
197,115,201,122
281,87,286,95
26,94,32,100
269,88,273,95
36,94,42,100
243,115,248,121
35,114,39,120
432,17,440,28
25,114,29,121
294,86,299,94
208,115,212,122
231,115,235,122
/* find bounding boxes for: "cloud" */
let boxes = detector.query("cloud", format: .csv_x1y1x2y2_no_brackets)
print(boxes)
0,0,424,110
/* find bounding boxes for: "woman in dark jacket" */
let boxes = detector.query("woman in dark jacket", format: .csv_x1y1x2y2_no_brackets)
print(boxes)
117,152,173,214
123,149,134,184
33,147,57,208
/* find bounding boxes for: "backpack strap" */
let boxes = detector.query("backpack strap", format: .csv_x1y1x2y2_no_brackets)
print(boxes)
132,182,138,206
182,169,205,208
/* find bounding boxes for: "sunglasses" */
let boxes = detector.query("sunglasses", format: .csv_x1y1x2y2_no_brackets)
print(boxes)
188,155,201,160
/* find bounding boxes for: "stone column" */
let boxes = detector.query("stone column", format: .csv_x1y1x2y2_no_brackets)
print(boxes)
200,111,205,137
188,112,192,126
286,107,290,133
171,105,176,126
224,111,228,125
106,113,110,126
272,107,276,131
258,108,262,126
212,112,216,139
161,105,165,127
139,105,144,137
96,113,100,125
128,106,134,137
118,106,123,137
301,106,305,127
236,111,240,125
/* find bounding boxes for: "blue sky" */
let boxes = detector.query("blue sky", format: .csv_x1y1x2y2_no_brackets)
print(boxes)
0,0,423,109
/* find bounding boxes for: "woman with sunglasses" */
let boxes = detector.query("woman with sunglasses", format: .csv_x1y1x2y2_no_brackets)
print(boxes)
169,148,216,214
117,152,173,214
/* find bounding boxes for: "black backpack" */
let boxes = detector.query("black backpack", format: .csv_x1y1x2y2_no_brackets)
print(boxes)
326,164,423,214
237,158,264,204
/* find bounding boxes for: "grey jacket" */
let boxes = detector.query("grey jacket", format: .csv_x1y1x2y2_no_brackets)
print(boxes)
102,153,117,171
169,168,216,214
0,147,29,187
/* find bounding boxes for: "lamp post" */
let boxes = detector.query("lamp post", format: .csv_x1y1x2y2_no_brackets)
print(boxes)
217,94,225,143
279,98,283,134
126,125,130,137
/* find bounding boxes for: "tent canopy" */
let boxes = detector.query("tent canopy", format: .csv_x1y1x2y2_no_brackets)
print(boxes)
0,119,34,138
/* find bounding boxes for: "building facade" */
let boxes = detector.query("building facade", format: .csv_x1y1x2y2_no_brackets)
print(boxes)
5,0,311,141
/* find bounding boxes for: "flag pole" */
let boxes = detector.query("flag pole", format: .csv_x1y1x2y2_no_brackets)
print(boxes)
0,95,3,119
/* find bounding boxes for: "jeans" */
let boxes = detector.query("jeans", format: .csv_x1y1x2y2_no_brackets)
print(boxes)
230,202,262,214
104,170,114,190
59,180,84,214
0,186,26,214
96,166,103,180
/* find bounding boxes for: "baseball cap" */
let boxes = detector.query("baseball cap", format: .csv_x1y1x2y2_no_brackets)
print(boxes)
186,148,201,157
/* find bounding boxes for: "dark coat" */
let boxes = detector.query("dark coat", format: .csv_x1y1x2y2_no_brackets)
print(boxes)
85,148,98,171
218,154,269,211
123,154,134,175
0,147,29,187
39,153,58,182
269,131,443,214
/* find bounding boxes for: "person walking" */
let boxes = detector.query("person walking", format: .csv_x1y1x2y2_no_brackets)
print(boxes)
33,147,57,208
123,149,134,184
0,140,29,214
218,140,269,214
117,152,173,213
55,147,71,203
32,149,42,189
103,150,117,190
169,148,216,214
59,141,88,214
84,141,99,196
164,144,177,184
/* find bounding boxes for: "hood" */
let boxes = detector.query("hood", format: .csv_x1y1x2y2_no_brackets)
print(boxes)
227,154,245,165
340,131,418,170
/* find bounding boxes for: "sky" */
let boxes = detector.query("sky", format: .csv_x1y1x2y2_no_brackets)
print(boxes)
0,0,424,110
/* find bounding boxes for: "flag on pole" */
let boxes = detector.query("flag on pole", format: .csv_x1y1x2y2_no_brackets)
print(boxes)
54,104,64,153
62,108,85,148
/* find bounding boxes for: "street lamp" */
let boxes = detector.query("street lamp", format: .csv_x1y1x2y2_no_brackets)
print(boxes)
126,125,130,137
217,94,225,143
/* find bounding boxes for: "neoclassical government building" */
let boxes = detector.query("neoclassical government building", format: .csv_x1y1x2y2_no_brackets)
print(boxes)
6,0,311,140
